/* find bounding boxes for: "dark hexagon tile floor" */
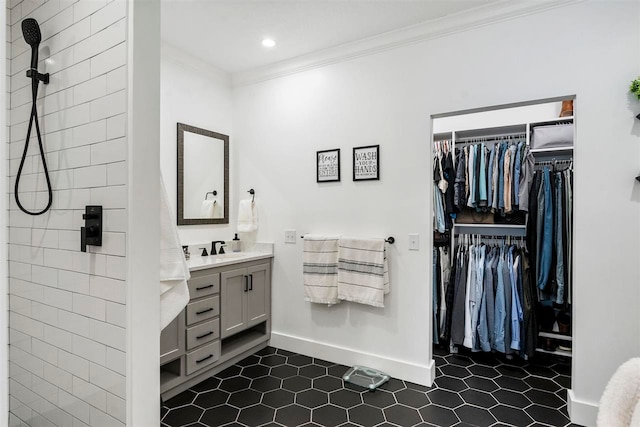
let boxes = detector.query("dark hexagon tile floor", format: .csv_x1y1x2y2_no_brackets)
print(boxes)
162,346,577,427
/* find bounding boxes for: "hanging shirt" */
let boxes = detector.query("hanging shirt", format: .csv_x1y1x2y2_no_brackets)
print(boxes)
467,146,477,208
487,145,496,210
463,245,476,349
434,182,446,233
478,144,488,208
513,141,525,207
504,146,513,213
498,142,507,210
510,251,524,351
454,150,466,210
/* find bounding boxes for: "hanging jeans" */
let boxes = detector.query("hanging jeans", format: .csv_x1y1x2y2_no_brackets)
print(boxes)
433,248,439,344
493,249,506,353
451,248,467,346
463,246,476,349
471,245,485,351
478,248,494,352
555,172,565,304
510,251,523,351
537,168,553,293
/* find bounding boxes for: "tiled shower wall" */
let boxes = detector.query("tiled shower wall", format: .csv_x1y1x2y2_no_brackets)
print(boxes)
7,0,127,425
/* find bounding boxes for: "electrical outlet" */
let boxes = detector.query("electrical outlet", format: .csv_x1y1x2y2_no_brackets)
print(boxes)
409,233,420,251
285,229,297,243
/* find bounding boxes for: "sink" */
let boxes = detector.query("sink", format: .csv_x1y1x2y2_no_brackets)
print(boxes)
212,253,245,260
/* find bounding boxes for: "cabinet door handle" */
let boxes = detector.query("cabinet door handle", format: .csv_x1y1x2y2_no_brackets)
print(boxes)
244,275,248,292
196,307,214,315
196,284,214,291
196,354,213,364
196,331,214,340
249,274,253,291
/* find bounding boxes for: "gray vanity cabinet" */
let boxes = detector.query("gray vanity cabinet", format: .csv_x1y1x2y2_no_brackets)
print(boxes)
161,257,272,400
221,263,270,339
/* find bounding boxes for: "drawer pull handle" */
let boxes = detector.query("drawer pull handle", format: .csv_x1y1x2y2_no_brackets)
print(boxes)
249,274,253,291
196,354,213,364
196,284,214,291
196,331,214,340
244,275,248,292
196,308,214,315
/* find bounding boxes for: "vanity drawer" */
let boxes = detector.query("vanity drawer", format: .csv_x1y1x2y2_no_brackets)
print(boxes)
185,341,220,375
188,274,220,299
186,296,220,326
186,318,220,350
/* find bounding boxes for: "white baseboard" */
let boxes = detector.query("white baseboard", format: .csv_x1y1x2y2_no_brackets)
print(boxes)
568,389,598,427
270,331,435,387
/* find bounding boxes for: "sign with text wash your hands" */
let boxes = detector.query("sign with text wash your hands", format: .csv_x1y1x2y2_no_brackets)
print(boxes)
353,145,379,180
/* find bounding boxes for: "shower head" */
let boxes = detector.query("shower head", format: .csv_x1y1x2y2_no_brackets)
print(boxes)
22,18,42,71
21,18,41,47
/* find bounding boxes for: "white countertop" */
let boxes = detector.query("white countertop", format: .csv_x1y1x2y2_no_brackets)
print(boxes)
188,251,273,272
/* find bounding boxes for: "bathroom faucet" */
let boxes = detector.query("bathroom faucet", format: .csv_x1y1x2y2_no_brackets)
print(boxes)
211,241,226,255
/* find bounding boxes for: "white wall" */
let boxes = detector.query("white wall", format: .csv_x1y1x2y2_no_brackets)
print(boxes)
233,2,640,424
160,43,236,245
7,0,128,425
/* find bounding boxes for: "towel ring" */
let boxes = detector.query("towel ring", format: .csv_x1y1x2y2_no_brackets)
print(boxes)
205,190,217,200
248,188,255,202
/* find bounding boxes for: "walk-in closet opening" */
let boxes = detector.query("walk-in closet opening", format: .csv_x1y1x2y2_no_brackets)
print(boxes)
430,97,575,425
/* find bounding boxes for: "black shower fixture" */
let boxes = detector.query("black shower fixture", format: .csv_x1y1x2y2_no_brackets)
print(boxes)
15,18,52,215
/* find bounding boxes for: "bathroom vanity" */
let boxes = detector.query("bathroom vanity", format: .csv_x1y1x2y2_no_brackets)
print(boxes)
160,251,273,400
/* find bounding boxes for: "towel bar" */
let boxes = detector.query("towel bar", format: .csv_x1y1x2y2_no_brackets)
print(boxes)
301,235,395,244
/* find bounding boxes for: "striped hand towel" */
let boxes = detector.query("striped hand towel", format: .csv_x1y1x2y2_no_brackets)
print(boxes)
337,237,390,307
303,235,340,305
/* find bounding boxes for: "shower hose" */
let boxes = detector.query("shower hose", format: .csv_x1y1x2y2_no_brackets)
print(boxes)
15,74,52,215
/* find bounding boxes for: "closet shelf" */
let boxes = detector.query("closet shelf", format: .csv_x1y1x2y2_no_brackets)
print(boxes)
530,146,574,154
455,223,525,228
539,331,572,341
536,347,572,357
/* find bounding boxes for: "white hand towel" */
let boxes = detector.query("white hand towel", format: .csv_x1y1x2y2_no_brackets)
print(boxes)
303,235,340,305
337,237,389,308
160,177,190,330
237,199,258,232
212,200,222,219
200,200,215,218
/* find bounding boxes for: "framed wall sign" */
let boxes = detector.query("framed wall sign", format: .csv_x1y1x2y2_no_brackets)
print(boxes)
316,148,341,182
353,145,379,181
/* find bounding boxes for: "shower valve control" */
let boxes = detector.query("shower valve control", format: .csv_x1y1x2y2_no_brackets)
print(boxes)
81,205,103,252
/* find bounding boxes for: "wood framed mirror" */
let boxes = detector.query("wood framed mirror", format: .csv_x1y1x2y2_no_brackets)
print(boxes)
177,123,229,225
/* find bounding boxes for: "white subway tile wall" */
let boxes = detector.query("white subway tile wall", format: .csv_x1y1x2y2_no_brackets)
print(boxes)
7,0,127,426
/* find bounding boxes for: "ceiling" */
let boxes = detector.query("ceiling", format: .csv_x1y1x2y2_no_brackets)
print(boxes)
161,0,500,74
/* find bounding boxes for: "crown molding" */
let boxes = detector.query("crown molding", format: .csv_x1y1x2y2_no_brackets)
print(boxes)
232,0,584,88
162,41,232,88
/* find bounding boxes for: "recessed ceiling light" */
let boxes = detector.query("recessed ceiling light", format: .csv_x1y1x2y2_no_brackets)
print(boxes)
262,38,276,48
